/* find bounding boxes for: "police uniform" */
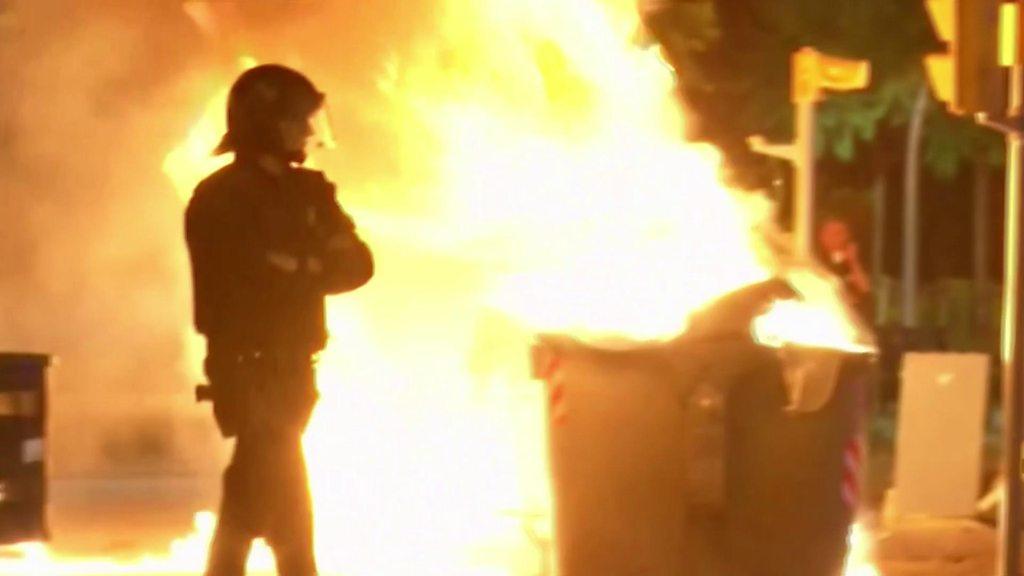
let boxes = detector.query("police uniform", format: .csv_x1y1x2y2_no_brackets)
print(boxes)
184,64,373,576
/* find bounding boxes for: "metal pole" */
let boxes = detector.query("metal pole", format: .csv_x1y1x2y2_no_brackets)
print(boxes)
872,173,887,324
998,59,1024,576
975,163,992,334
902,85,929,328
794,100,816,259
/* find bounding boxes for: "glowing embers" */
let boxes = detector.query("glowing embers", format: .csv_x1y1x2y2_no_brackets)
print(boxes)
0,512,273,576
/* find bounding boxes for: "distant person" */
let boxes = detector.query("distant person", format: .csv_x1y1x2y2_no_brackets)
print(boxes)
817,217,872,320
185,64,374,576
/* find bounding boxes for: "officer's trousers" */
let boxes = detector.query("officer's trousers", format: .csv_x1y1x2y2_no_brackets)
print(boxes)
205,429,316,576
202,349,319,576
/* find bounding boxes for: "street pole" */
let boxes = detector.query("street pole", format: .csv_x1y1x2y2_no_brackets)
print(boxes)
925,2,1024,571
794,99,817,259
749,47,868,259
871,174,888,324
902,86,929,329
997,57,1024,576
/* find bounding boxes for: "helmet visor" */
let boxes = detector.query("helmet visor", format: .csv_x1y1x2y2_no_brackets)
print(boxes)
283,91,336,151
308,103,337,151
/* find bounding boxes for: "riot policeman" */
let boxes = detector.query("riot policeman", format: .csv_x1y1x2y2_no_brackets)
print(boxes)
185,64,374,576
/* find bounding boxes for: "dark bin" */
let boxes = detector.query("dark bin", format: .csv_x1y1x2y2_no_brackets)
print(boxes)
535,280,872,576
0,353,50,544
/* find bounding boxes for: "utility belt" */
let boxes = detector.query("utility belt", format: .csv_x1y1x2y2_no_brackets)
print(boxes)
198,346,320,438
195,348,315,400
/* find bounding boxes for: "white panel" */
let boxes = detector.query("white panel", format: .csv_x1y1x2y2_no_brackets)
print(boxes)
893,353,990,517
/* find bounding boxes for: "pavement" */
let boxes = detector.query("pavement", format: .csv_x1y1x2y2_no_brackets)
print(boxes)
874,517,997,576
2,477,547,576
865,403,1004,576
47,477,219,558
0,477,1014,576
0,402,1007,576
43,484,1003,576
0,477,222,576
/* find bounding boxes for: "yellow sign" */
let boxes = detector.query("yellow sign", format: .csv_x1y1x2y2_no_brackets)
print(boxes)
790,47,871,104
817,53,871,92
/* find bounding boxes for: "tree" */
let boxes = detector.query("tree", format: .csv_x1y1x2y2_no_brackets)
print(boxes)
921,107,1004,340
647,0,936,177
647,0,1002,332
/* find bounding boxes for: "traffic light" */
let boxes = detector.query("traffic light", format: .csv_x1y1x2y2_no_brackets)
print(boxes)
924,0,1007,115
999,1,1021,67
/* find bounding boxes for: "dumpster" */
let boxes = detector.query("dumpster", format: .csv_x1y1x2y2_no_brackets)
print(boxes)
0,353,50,544
533,280,872,576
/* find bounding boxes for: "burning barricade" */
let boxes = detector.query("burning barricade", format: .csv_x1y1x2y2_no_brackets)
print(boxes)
530,268,875,576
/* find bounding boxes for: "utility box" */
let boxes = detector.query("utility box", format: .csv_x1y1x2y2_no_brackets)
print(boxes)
0,353,50,544
892,352,989,518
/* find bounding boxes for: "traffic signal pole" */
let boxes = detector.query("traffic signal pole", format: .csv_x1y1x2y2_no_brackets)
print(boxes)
748,100,817,259
970,4,1024,573
980,61,1024,575
748,47,869,259
993,57,1024,576
924,3,1024,569
793,98,817,259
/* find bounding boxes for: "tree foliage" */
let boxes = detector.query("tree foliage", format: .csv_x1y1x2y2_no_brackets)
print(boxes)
922,110,1004,179
647,0,998,181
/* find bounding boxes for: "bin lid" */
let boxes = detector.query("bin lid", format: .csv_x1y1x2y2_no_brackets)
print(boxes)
0,354,52,368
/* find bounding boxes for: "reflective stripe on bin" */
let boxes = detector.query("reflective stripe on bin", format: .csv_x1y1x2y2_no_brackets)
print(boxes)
841,437,863,511
546,360,569,426
549,380,568,426
531,346,568,426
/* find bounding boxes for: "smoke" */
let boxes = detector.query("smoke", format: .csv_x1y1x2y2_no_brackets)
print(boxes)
0,0,724,489
1,1,228,478
0,0,452,479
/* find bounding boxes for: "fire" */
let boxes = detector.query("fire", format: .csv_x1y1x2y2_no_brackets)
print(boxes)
1,0,873,575
0,513,274,575
843,523,881,576
160,55,258,203
753,268,876,354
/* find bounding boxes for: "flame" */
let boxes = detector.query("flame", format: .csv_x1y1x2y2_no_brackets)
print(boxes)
391,0,777,343
843,523,881,576
159,86,231,202
753,268,876,354
0,512,274,575
2,0,874,574
159,55,257,201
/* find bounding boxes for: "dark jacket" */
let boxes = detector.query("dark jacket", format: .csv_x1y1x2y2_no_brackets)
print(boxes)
185,158,373,353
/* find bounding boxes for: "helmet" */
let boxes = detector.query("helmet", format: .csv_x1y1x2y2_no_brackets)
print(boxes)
215,64,326,160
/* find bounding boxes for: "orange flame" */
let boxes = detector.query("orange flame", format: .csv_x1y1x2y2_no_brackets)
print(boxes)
843,522,881,576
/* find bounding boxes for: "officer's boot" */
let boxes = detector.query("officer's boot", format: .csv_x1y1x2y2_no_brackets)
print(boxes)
273,541,318,576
